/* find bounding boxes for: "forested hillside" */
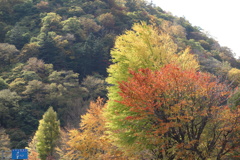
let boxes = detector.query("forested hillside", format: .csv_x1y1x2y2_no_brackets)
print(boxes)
1,0,240,159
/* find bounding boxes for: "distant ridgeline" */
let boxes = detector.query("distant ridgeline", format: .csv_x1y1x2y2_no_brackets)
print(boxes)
0,0,240,150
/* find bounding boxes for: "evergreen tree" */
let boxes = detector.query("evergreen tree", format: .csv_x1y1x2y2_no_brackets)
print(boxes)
35,107,60,160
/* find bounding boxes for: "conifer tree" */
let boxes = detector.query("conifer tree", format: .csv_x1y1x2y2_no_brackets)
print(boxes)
35,107,60,160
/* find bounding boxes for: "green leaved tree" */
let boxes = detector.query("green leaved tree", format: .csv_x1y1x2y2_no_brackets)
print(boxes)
35,107,60,160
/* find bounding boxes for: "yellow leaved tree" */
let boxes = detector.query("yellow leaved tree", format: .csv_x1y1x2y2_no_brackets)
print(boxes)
64,98,128,160
107,22,199,85
228,68,240,86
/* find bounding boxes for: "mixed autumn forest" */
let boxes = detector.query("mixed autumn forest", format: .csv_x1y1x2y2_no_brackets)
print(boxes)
0,0,240,159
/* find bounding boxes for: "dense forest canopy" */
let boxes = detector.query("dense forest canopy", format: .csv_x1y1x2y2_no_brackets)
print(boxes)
0,0,240,159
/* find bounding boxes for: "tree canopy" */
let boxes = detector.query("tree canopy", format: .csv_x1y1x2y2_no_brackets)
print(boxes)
114,65,240,159
0,0,240,158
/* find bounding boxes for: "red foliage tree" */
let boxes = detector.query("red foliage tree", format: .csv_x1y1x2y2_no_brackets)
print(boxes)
116,64,240,159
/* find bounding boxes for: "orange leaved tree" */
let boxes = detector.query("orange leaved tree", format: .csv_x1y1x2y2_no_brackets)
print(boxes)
65,98,129,160
114,64,240,159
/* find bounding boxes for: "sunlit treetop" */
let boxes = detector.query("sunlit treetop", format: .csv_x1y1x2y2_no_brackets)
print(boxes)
107,22,199,86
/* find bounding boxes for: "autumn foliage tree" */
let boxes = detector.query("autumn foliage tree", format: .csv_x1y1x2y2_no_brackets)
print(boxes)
228,68,240,86
0,127,10,151
107,22,198,86
26,135,40,160
65,98,127,160
105,22,200,158
106,22,199,119
113,65,240,159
